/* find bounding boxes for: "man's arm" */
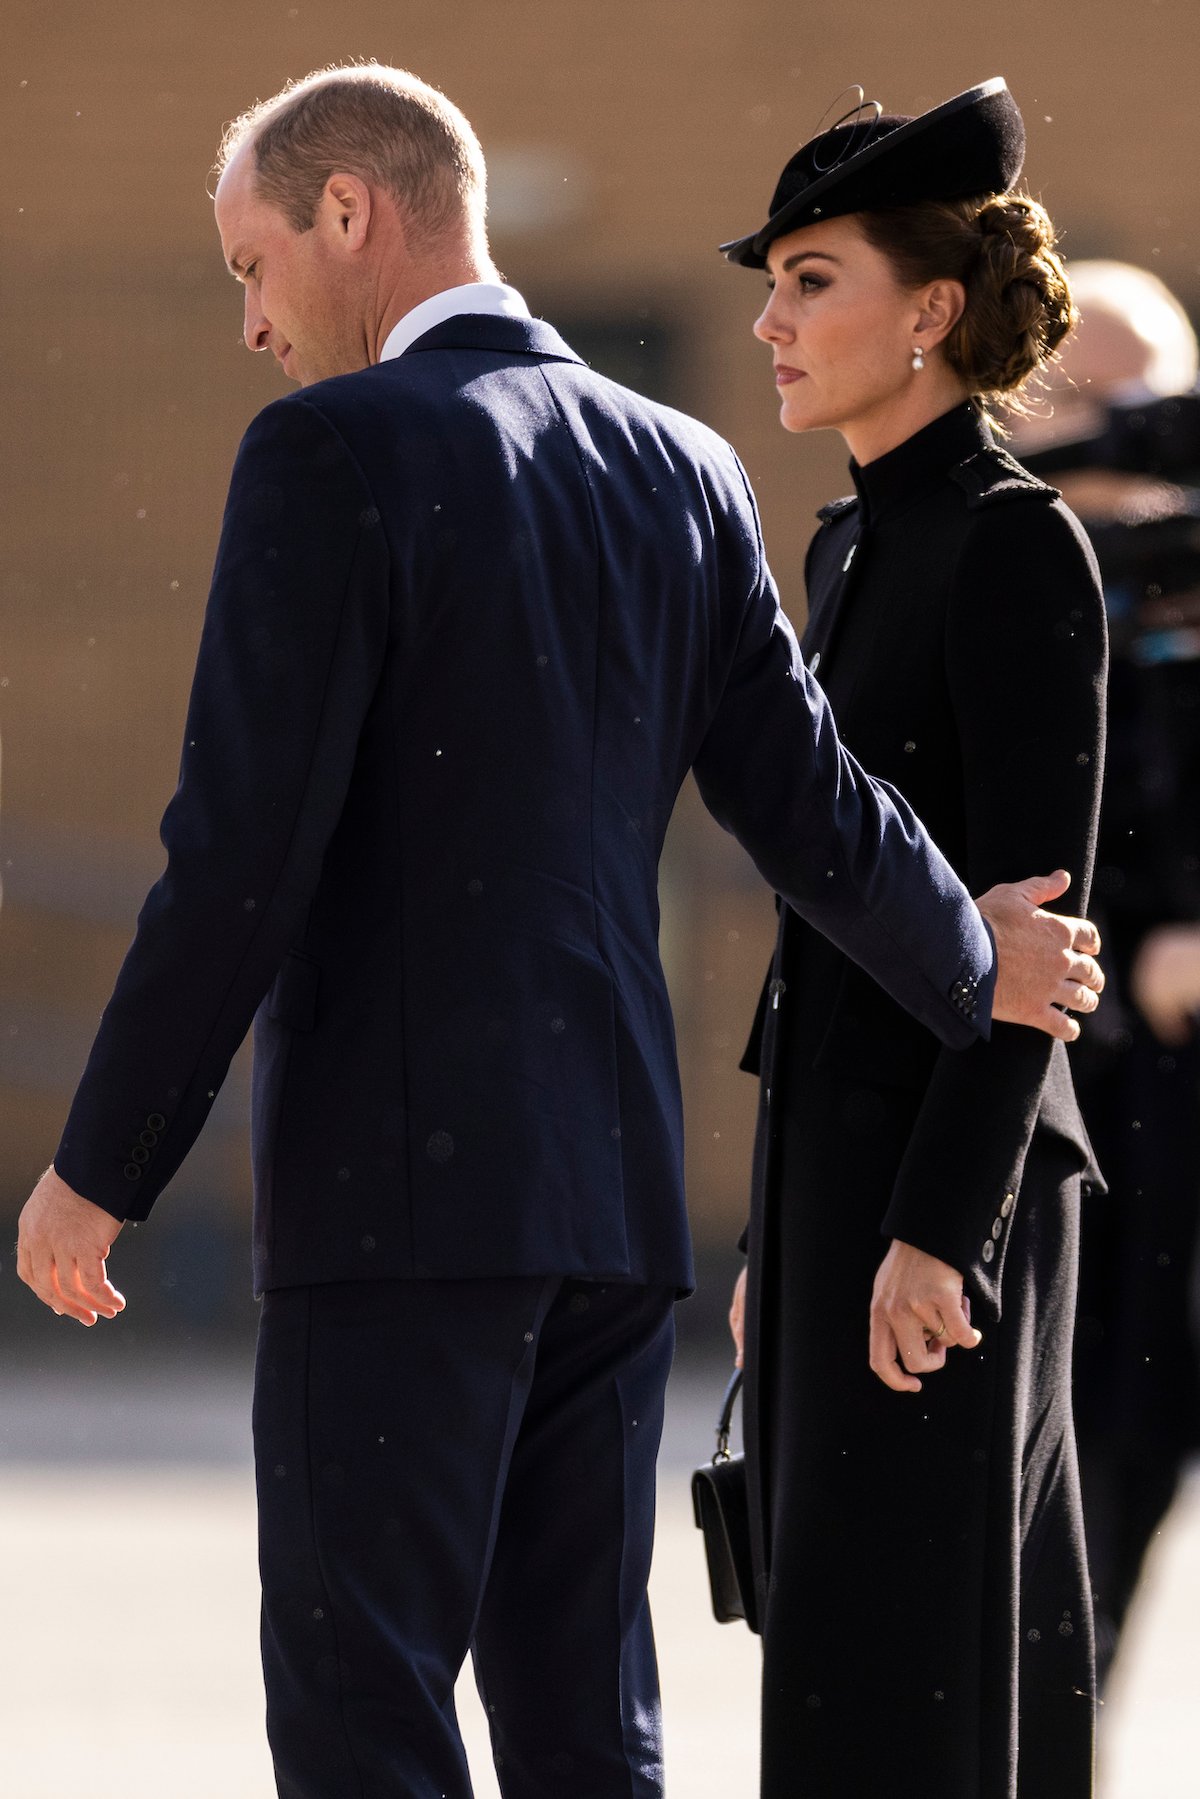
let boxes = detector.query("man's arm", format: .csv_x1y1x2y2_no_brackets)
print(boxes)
18,394,388,1320
693,557,1100,1046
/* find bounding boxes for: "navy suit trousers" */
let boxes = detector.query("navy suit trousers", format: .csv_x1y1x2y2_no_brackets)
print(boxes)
253,1276,675,1798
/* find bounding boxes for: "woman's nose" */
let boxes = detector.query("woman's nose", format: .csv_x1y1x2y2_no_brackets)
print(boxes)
753,292,790,345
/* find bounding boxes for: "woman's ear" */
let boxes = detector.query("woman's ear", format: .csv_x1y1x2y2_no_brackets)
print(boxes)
915,278,967,352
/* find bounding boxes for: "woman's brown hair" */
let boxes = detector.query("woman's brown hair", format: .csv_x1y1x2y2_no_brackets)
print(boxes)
860,192,1077,411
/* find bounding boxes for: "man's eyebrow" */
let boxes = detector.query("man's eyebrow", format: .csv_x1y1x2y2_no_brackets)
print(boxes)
779,251,842,273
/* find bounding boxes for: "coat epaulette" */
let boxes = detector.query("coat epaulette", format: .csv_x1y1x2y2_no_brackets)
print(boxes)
949,446,1060,509
816,494,858,524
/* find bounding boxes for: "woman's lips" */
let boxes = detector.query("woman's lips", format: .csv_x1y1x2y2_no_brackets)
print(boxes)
775,366,804,386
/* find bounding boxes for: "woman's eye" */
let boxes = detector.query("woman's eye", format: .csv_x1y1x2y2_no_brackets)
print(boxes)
245,261,259,282
798,275,826,294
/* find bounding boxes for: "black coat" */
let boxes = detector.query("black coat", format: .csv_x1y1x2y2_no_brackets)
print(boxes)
53,317,997,1297
742,404,1108,1798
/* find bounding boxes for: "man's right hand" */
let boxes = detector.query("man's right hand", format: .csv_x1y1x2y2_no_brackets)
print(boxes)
17,1167,126,1326
976,869,1103,1042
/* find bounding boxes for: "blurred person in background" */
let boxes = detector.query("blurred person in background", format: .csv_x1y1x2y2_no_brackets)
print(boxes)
14,62,1105,1799
724,81,1107,1797
1017,261,1200,1686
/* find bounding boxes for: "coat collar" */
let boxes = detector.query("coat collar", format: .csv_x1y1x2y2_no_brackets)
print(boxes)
398,312,586,366
850,402,994,523
379,281,530,361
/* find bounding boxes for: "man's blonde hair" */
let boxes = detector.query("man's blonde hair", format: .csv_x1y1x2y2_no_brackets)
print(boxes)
215,62,487,243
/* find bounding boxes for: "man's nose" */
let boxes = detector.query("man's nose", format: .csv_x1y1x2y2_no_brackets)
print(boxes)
243,290,271,353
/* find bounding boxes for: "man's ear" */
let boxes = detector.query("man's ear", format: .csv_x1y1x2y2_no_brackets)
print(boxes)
321,173,372,253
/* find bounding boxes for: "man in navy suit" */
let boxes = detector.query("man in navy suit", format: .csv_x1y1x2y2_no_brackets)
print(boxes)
18,65,1103,1798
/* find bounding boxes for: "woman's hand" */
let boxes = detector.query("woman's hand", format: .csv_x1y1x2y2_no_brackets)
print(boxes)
869,1238,981,1394
730,1266,747,1369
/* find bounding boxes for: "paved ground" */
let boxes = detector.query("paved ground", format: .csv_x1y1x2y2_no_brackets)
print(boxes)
1,1352,1196,1796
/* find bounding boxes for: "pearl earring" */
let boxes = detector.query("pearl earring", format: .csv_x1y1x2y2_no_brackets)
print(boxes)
912,346,925,371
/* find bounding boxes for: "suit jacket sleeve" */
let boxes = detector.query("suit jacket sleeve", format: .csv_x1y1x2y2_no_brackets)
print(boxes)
879,499,1107,1319
53,394,390,1221
693,459,997,1051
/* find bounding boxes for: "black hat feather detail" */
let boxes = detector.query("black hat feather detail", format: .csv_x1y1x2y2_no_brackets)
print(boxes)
721,78,1026,268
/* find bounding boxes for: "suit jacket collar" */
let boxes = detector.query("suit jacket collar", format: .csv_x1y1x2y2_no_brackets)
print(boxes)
400,312,585,366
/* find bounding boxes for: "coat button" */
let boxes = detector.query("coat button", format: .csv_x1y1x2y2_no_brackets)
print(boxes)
981,1239,995,1263
1000,1194,1014,1217
147,1113,166,1132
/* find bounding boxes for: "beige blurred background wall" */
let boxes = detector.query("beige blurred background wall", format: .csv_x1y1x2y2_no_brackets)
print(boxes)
2,0,1198,1326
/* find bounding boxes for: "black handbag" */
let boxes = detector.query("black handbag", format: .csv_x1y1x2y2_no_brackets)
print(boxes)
691,1367,760,1634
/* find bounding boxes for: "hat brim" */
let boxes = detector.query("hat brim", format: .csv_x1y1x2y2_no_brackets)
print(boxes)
721,78,1025,268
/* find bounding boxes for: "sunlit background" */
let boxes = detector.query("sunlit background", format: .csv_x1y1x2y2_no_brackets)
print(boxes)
2,1,1199,1792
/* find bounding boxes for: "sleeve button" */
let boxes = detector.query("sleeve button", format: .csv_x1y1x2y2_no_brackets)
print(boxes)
147,1113,166,1132
124,1164,143,1181
981,1239,995,1263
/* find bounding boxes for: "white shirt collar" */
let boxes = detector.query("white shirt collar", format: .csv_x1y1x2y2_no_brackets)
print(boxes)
379,282,531,362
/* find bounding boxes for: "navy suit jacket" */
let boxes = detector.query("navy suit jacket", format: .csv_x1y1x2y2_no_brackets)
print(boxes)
55,314,995,1294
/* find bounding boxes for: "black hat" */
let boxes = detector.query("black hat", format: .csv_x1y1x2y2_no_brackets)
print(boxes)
721,78,1026,269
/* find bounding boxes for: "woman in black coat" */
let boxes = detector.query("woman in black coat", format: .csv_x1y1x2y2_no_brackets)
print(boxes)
722,82,1107,1797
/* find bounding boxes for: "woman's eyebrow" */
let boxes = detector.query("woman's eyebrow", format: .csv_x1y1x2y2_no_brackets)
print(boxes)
779,251,842,272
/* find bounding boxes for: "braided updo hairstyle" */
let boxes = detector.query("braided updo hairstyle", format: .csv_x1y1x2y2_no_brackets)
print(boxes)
860,192,1077,410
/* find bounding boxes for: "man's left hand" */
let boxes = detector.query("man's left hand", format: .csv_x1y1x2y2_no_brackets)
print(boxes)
976,869,1103,1041
17,1168,126,1326
869,1239,981,1394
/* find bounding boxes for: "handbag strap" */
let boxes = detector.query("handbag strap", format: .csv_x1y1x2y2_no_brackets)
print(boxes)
714,1367,743,1463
